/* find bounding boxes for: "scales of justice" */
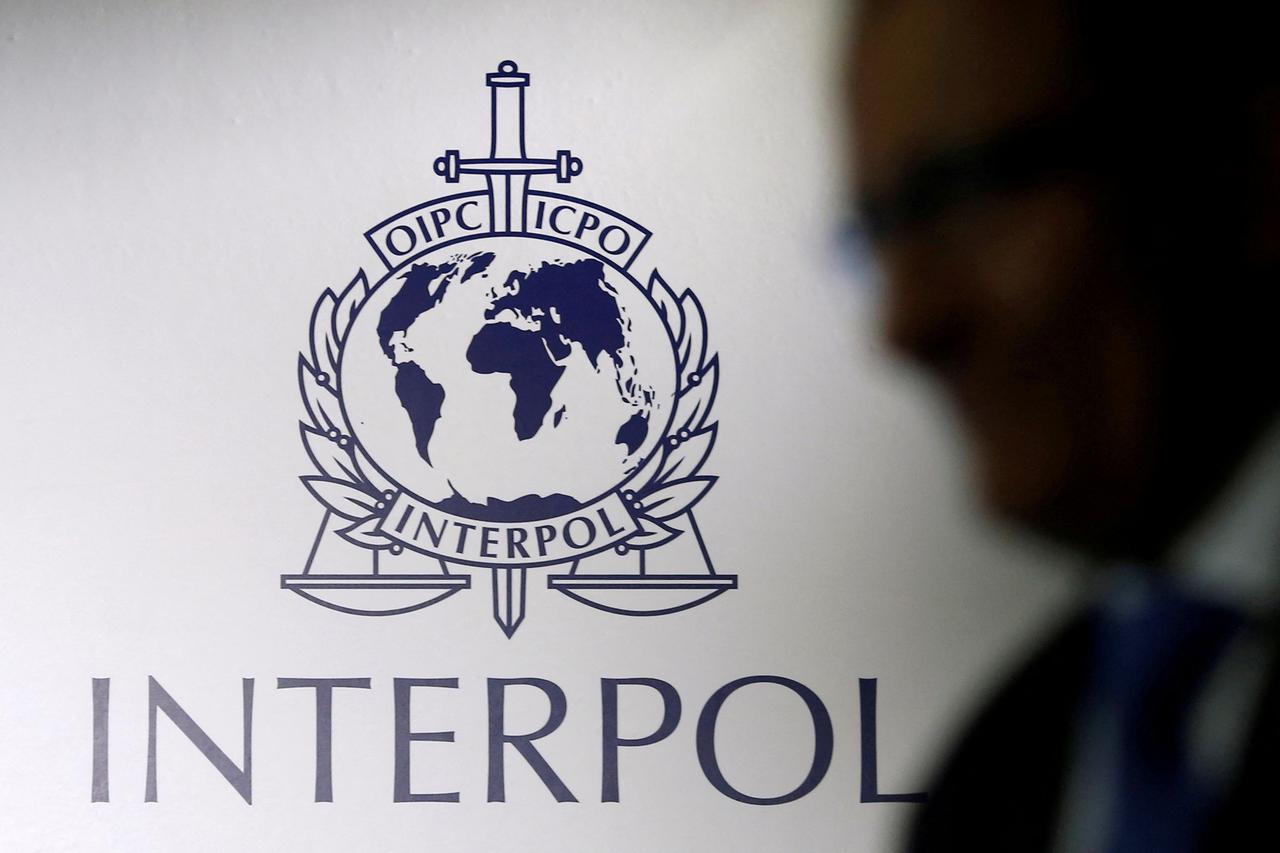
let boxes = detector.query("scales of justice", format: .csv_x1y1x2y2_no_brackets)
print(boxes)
282,61,736,637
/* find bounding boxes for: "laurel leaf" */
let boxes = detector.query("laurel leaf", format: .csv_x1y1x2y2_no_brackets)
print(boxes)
298,355,347,435
352,443,397,497
676,290,707,384
333,270,369,344
621,443,664,494
626,515,682,549
300,424,361,484
672,356,718,433
647,270,684,346
637,476,716,520
301,476,380,521
309,290,341,379
658,425,717,483
338,515,393,549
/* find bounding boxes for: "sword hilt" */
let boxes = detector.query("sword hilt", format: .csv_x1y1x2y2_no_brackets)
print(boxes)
433,61,584,185
487,60,528,159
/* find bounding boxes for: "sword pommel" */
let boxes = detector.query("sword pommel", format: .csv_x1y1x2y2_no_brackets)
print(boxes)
486,59,529,88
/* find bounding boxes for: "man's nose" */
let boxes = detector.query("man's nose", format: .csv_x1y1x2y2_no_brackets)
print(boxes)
880,244,969,371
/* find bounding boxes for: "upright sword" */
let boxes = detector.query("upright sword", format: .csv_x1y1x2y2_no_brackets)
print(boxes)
433,60,584,637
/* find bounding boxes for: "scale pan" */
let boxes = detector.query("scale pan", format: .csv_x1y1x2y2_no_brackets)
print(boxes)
281,574,471,617
547,574,737,617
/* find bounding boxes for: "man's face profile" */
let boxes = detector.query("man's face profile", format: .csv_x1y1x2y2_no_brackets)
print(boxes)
848,0,1279,561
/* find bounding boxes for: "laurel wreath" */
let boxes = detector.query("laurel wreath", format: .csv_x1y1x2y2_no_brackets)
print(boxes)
299,266,718,554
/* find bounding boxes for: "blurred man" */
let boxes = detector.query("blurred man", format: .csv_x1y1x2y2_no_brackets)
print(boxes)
848,1,1280,850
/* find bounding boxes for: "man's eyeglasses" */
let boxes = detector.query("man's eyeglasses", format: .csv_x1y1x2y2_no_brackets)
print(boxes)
848,110,1109,250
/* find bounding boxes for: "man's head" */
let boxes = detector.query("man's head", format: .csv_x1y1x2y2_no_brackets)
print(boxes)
848,0,1280,561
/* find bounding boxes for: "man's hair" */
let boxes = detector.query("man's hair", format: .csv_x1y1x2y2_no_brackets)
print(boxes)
1054,3,1279,305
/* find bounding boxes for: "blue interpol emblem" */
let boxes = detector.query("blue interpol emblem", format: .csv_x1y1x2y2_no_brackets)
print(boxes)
283,61,734,636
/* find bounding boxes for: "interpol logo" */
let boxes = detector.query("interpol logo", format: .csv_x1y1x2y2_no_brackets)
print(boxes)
282,61,735,636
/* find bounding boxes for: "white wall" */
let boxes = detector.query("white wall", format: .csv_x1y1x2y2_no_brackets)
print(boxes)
0,1,1080,850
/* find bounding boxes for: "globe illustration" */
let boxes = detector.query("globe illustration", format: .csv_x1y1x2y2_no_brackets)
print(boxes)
339,237,677,522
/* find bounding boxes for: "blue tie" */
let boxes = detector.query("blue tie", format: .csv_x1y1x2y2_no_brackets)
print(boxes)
1092,580,1245,853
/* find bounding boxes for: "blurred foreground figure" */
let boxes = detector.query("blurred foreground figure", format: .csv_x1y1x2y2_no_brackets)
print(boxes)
849,1,1280,850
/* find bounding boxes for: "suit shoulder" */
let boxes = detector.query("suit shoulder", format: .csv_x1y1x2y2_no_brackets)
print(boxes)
906,609,1095,853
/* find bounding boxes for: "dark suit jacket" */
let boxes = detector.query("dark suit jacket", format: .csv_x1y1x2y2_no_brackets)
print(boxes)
906,608,1280,851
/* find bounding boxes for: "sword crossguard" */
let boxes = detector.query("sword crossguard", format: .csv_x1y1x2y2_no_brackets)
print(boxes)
431,148,582,183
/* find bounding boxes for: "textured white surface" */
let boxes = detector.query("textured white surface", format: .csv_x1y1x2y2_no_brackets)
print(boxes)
0,1,1079,850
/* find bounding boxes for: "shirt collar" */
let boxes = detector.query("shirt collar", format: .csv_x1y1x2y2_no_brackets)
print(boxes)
1165,415,1280,615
